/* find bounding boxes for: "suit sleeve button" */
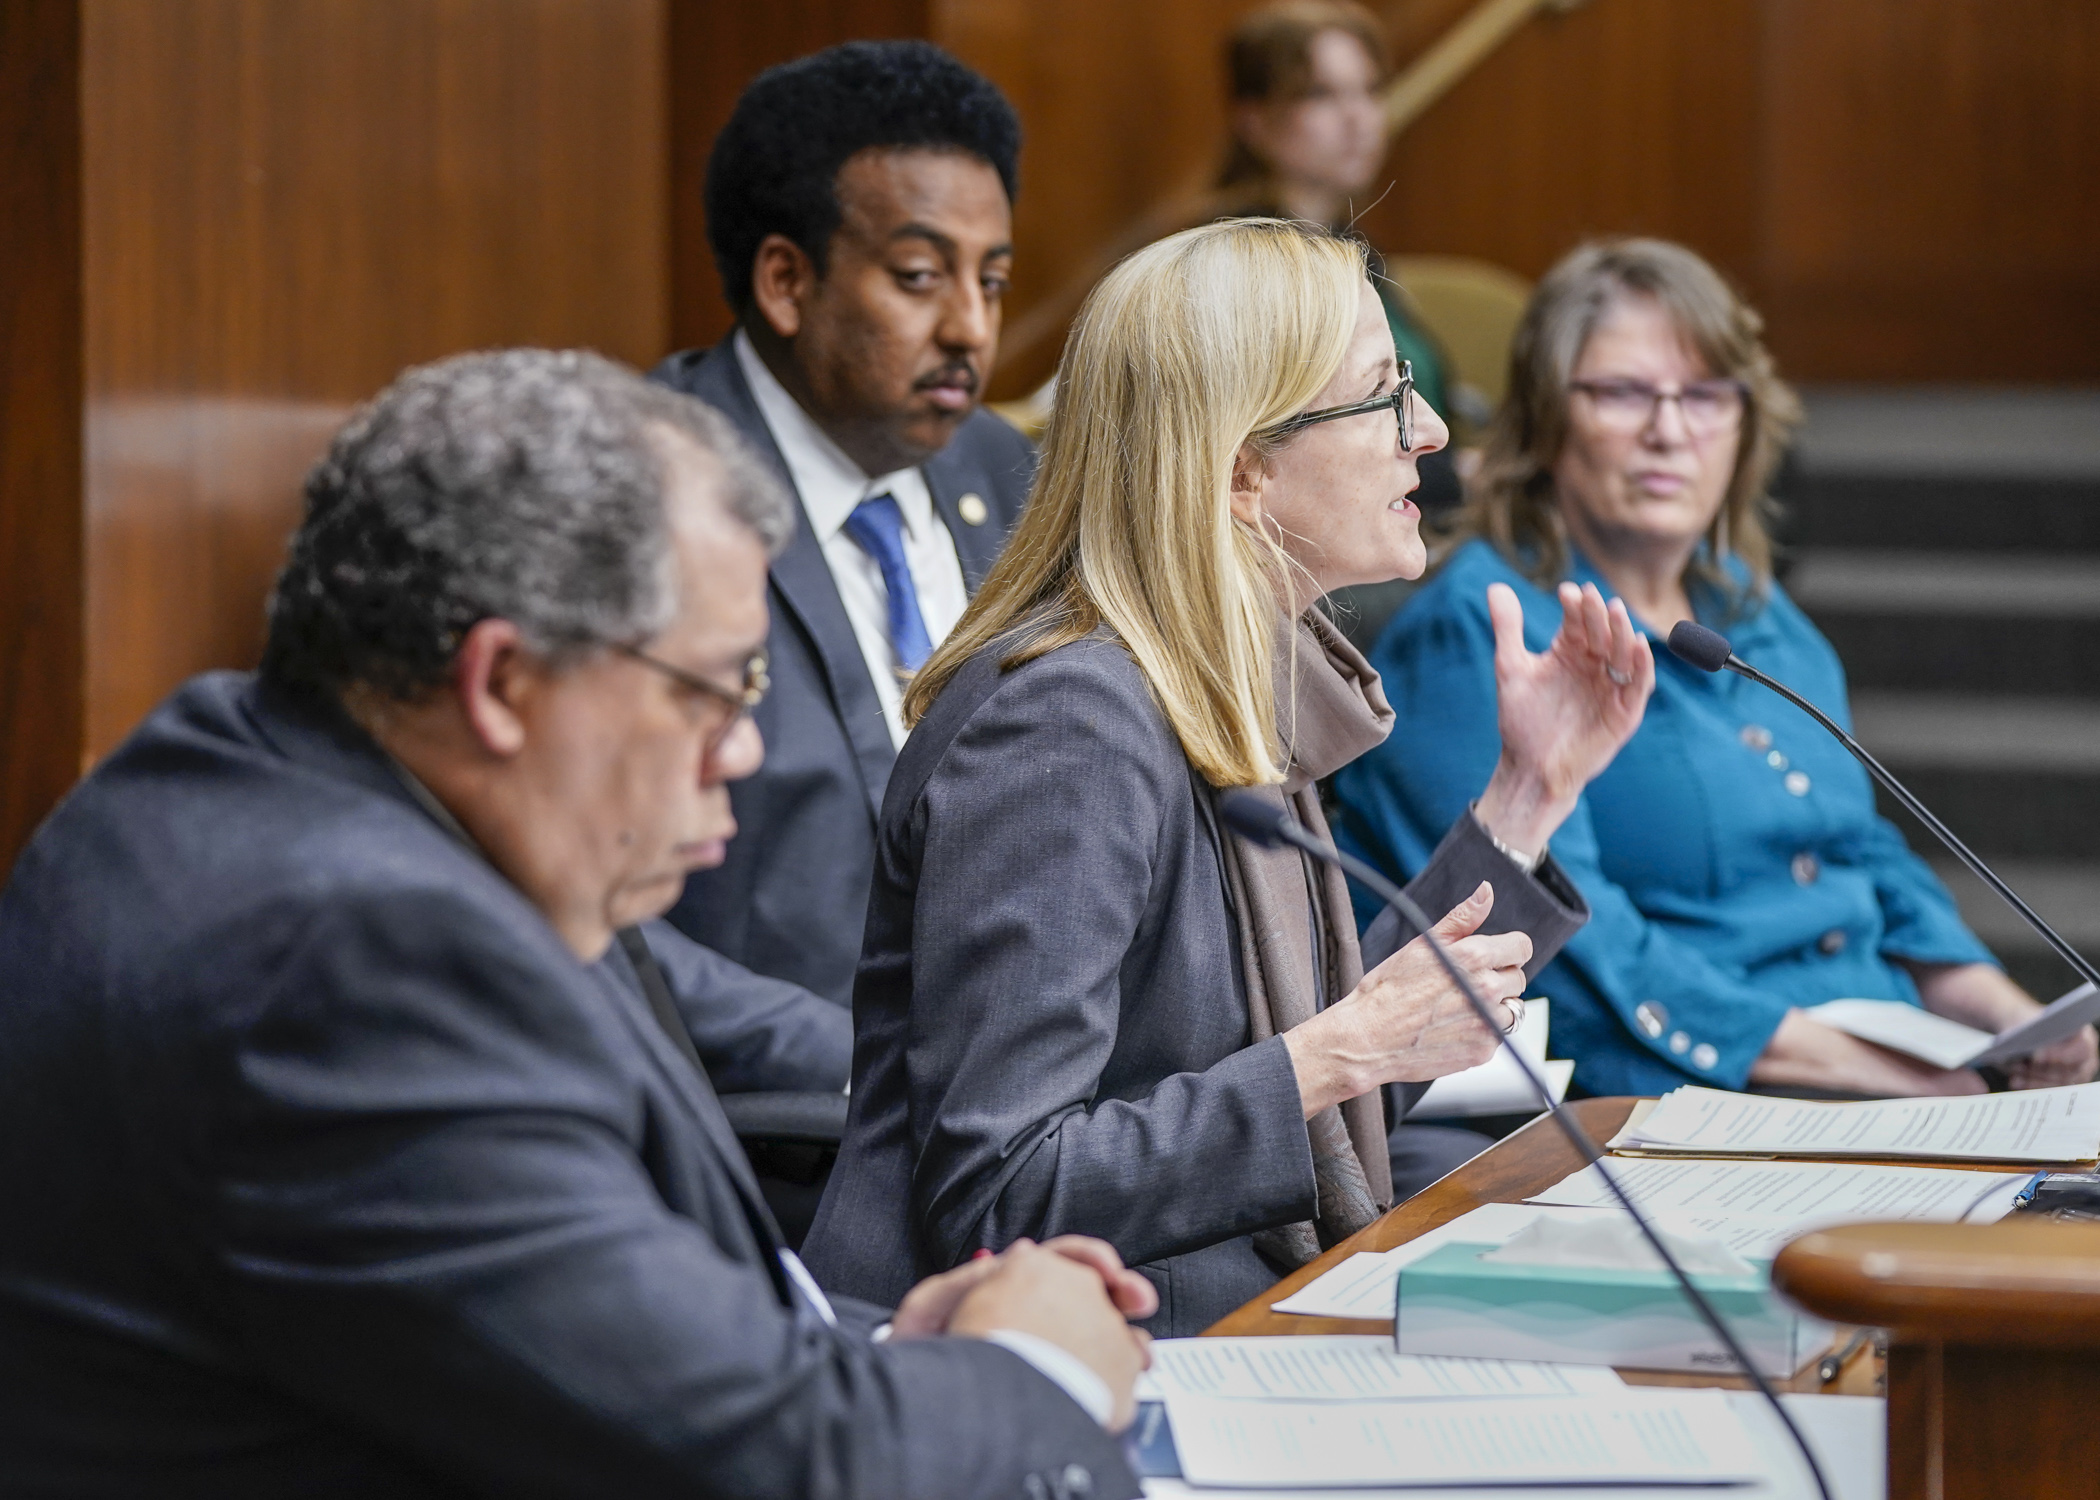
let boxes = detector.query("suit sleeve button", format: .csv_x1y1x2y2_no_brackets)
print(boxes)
1792,852,1820,885
1635,1001,1668,1038
1690,1042,1719,1071
1819,929,1848,955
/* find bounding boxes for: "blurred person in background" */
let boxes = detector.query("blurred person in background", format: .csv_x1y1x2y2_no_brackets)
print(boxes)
653,41,1034,1007
1332,238,2099,1101
1216,0,1464,511
806,219,1655,1337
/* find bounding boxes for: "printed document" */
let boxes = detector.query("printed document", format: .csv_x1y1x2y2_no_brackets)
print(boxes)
1608,1083,2100,1162
1162,1388,1761,1488
1531,1156,2029,1222
1146,1337,1621,1402
1140,1391,1882,1499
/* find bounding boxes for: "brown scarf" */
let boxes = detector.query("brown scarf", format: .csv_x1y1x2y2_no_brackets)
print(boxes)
1213,609,1397,1271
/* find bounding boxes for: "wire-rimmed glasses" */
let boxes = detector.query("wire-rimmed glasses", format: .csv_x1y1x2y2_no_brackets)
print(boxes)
619,644,770,753
1568,377,1746,436
1255,359,1416,451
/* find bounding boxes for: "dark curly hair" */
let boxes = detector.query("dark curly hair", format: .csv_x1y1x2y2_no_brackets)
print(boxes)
704,40,1021,317
262,349,792,702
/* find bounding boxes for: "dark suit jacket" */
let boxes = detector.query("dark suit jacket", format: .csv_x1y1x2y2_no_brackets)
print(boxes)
649,342,1035,1005
802,635,1587,1338
629,917,851,1094
0,673,1134,1499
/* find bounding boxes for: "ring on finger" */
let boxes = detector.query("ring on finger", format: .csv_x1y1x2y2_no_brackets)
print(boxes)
1606,666,1633,688
1500,995,1526,1034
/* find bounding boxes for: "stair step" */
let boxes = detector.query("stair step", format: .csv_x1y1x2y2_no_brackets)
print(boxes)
1853,696,2100,858
1784,475,2100,553
1928,858,2100,1002
1810,611,2100,697
1788,552,2100,618
1876,768,2100,862
1795,387,2100,481
1850,694,2100,772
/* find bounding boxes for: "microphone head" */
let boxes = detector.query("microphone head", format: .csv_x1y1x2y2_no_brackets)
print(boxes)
1667,620,1734,673
1216,789,1290,848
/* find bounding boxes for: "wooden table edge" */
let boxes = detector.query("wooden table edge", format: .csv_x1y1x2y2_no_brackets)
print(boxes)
1199,1094,1903,1395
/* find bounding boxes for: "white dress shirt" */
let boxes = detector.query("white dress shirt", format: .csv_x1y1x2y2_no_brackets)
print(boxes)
734,331,969,750
870,1322,1112,1428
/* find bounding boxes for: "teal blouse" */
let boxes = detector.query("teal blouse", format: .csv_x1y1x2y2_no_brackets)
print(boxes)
1330,538,1996,1097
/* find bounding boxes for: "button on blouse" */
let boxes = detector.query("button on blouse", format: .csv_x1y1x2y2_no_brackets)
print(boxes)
1330,539,1996,1097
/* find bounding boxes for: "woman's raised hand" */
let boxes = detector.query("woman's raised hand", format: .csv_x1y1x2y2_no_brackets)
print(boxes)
1282,882,1527,1118
1474,580,1653,858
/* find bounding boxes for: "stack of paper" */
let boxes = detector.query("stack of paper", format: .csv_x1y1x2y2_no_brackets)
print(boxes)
1411,999,1574,1119
1162,1387,1762,1489
1529,1156,2030,1223
1143,1337,1622,1403
1141,1390,1883,1499
1273,1157,2028,1321
1609,1083,2100,1163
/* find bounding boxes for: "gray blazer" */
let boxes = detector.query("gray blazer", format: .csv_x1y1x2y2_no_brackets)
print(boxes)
0,673,1134,1499
802,634,1587,1338
649,343,1034,1004
628,917,852,1094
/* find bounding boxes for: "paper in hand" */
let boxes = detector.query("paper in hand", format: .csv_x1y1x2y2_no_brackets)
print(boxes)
1808,982,2100,1072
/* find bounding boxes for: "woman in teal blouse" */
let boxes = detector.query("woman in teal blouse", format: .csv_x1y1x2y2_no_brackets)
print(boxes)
1332,239,2098,1099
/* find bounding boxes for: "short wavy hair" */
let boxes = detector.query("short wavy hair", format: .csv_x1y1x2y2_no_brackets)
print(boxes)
1445,238,1801,606
704,40,1021,318
263,349,791,702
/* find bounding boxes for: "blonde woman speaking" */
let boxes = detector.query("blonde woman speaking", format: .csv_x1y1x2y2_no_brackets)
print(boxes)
804,220,1653,1336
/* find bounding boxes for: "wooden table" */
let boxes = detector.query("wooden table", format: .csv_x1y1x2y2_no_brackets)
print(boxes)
1203,1096,1880,1394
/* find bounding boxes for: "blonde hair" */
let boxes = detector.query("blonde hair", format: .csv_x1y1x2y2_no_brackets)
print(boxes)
1217,0,1392,196
1446,238,1802,603
905,219,1367,787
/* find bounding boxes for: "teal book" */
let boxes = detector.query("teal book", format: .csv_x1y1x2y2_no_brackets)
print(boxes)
1395,1241,1834,1377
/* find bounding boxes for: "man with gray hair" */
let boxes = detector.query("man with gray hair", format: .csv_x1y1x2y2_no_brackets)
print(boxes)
0,349,1150,1498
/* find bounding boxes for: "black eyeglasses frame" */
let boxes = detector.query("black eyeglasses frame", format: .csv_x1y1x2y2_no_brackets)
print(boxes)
1254,359,1416,451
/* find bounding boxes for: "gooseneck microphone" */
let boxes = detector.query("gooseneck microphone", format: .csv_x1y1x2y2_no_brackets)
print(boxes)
1215,791,1834,1500
1667,620,2100,994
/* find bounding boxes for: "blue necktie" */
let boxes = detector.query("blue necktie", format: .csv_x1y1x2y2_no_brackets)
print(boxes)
842,492,934,674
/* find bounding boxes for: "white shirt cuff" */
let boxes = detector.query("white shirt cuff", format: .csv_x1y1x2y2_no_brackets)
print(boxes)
982,1329,1115,1427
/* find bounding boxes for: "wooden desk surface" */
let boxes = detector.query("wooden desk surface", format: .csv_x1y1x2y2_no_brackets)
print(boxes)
1202,1096,1879,1394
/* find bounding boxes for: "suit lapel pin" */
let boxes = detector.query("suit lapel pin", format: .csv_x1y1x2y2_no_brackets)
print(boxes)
956,492,988,526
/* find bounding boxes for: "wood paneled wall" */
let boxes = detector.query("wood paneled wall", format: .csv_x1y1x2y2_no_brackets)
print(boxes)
3,0,672,873
1754,0,2100,380
0,2,86,874
80,0,670,760
668,1,932,353
954,0,2100,392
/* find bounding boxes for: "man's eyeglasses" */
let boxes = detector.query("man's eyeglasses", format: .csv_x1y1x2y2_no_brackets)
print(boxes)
620,644,770,752
1569,377,1746,436
1255,359,1416,451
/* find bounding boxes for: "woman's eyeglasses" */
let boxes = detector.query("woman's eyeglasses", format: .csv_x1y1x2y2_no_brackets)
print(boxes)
1569,377,1745,436
1256,359,1416,451
619,644,771,753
